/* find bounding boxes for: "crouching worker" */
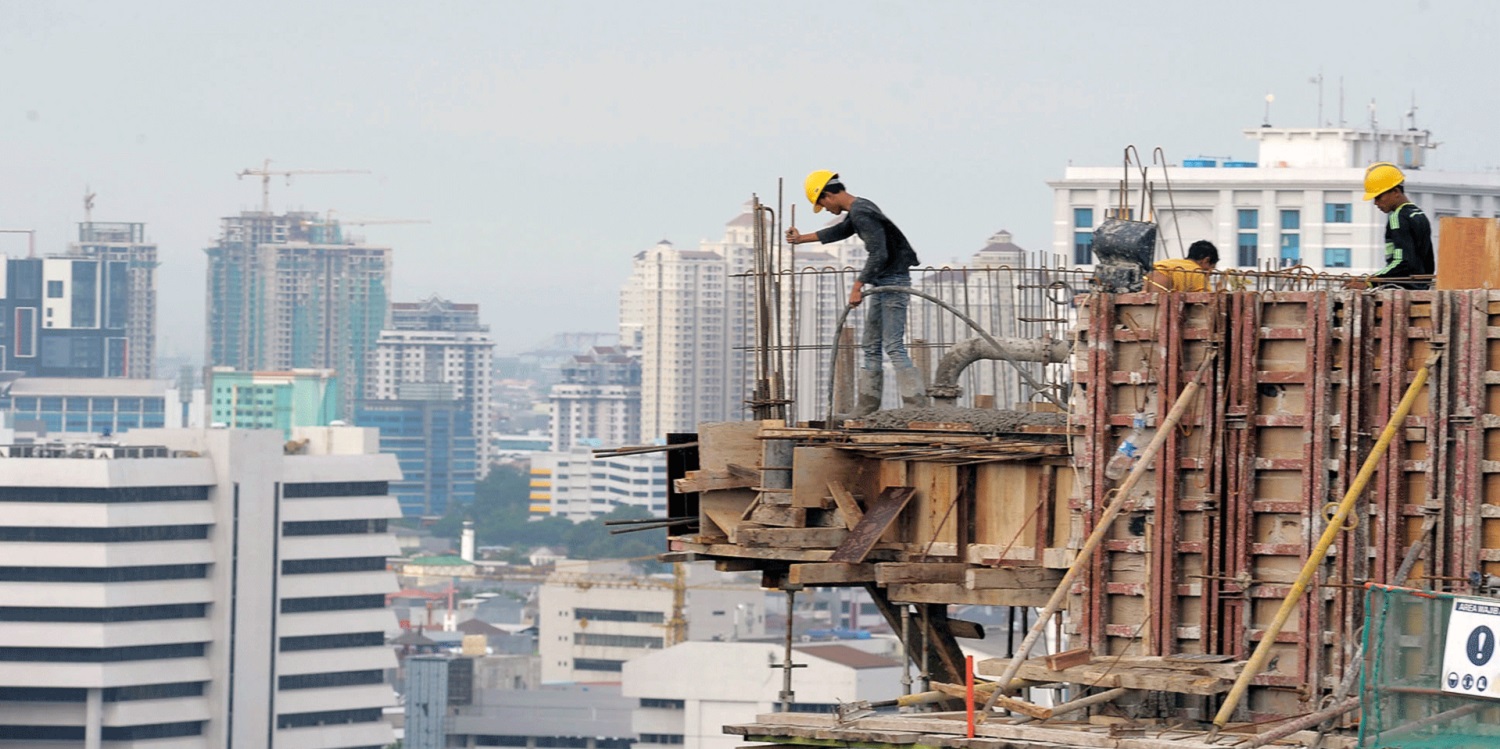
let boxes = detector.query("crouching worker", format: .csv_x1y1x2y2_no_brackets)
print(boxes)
786,170,925,415
1146,240,1219,292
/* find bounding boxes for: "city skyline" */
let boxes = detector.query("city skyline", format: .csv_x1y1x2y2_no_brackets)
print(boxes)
4,1,1497,360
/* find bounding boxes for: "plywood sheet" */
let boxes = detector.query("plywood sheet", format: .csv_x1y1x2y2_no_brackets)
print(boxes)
1437,216,1500,289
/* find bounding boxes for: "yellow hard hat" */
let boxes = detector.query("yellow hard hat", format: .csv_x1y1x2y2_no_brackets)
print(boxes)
804,170,836,213
1363,162,1405,201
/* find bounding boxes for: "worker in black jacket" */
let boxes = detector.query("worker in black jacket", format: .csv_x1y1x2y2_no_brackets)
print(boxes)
1362,162,1434,289
787,171,926,415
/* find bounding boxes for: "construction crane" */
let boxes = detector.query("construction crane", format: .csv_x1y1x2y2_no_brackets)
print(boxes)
236,159,370,215
298,211,430,243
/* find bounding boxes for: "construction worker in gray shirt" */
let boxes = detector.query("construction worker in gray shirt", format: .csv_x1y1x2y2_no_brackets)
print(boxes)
786,171,927,416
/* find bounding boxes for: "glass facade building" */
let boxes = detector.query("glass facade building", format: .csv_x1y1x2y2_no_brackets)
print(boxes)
356,398,476,517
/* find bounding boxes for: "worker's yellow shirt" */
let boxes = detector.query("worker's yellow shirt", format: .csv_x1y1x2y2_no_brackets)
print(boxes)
1150,258,1209,292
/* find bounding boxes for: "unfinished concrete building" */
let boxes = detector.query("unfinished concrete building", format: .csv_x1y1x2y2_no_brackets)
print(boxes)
73,221,158,378
204,211,391,419
653,215,1500,748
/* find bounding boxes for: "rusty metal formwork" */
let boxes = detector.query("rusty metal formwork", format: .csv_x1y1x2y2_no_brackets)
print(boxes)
1071,288,1500,721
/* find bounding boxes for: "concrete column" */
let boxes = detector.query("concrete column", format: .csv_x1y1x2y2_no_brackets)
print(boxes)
84,687,102,749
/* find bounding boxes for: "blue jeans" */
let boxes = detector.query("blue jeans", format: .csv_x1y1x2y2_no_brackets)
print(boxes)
861,274,913,371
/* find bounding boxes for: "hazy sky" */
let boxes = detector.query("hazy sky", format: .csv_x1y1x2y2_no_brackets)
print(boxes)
1,0,1492,357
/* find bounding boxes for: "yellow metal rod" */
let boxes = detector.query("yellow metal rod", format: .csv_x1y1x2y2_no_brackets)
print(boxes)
1212,354,1438,729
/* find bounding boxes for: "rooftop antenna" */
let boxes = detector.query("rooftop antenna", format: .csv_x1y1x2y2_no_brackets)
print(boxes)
1262,92,1275,127
1309,70,1324,126
83,186,96,225
1369,99,1380,160
1406,92,1419,130
1338,76,1346,127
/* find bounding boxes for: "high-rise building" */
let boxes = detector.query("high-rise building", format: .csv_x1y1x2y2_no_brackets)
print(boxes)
0,253,140,377
204,212,391,419
621,205,868,436
907,231,1063,409
368,295,495,476
73,222,158,378
0,426,401,747
621,240,732,440
549,346,641,451
206,368,339,436
356,391,477,518
1052,126,1500,273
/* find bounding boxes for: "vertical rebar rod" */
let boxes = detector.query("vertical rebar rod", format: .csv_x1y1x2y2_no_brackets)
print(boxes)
780,588,796,712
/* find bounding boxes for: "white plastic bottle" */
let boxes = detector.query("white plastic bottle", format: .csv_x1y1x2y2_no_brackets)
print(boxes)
1104,407,1153,481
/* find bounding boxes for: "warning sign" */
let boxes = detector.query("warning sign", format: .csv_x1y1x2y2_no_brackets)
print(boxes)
1441,597,1500,700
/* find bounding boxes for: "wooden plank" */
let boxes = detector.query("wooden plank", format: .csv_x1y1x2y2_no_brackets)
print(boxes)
887,582,1051,607
787,562,876,586
827,480,864,530
828,486,916,563
747,504,807,528
909,463,960,555
984,692,1052,720
965,566,1062,589
738,526,846,548
945,618,983,640
1045,647,1093,671
874,562,968,585
699,421,767,472
792,447,863,509
699,488,755,542
1436,216,1500,290
674,463,759,494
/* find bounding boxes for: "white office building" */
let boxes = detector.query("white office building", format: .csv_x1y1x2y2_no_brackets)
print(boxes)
0,427,401,748
1052,126,1500,274
528,446,666,522
538,561,765,684
623,642,901,749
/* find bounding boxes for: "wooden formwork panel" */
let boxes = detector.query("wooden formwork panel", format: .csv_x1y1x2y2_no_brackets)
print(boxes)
1074,289,1500,721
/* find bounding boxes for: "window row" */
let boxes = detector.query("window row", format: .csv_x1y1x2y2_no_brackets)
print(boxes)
276,707,383,729
0,485,208,503
281,556,388,575
279,631,384,652
0,642,205,662
0,722,203,740
573,608,664,624
279,669,385,690
0,681,205,703
0,564,207,582
574,633,663,649
281,594,386,614
283,481,389,498
282,518,388,536
0,525,209,543
0,603,206,622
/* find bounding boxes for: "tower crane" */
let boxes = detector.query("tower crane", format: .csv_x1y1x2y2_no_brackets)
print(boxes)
236,159,370,215
298,211,431,243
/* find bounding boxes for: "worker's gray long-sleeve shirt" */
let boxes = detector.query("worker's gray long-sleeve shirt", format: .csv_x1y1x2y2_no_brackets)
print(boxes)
815,197,920,283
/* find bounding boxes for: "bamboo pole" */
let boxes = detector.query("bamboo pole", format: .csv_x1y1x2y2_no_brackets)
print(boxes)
985,350,1218,704
1211,354,1439,730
